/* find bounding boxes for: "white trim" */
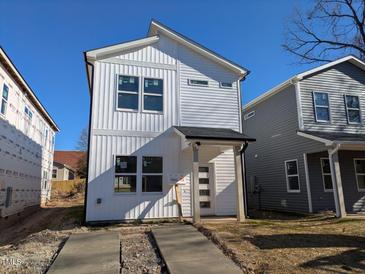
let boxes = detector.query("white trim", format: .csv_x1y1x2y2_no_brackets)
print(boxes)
295,81,304,130
320,158,334,192
101,57,177,71
284,159,301,193
86,36,160,60
148,21,248,76
93,129,160,138
237,80,243,133
243,55,365,111
115,74,140,112
313,91,331,123
303,153,313,212
344,94,362,125
296,131,333,146
353,158,365,192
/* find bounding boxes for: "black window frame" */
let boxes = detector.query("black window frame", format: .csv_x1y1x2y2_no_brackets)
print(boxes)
142,156,163,193
114,155,137,193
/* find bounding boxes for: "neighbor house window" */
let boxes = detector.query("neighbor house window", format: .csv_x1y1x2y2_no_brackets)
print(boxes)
188,79,208,86
220,82,233,88
313,92,330,122
244,111,255,120
142,156,163,192
24,106,33,120
1,84,9,115
114,156,137,193
143,78,163,112
345,95,361,124
354,159,365,191
52,168,57,179
117,75,139,110
320,158,333,191
285,159,300,192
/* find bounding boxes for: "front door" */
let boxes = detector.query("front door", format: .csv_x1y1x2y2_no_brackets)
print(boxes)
199,164,215,216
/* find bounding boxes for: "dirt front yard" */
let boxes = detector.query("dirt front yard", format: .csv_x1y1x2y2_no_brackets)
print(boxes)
0,182,167,274
198,212,365,274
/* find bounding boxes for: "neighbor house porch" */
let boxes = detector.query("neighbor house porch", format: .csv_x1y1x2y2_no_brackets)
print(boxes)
299,131,365,217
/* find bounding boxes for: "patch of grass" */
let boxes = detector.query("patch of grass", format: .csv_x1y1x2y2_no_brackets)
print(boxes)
64,205,84,224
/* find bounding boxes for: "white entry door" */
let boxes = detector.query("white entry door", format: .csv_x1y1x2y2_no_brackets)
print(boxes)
199,164,215,216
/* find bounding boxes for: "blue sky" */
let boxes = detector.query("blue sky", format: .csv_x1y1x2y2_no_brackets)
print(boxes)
0,0,314,150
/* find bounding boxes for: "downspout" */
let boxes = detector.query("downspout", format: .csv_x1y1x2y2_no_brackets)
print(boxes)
239,142,249,218
83,52,94,225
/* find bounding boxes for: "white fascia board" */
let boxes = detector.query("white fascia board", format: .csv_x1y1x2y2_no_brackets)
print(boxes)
0,48,59,131
86,36,160,60
243,78,296,110
149,21,248,78
296,131,333,146
296,55,365,80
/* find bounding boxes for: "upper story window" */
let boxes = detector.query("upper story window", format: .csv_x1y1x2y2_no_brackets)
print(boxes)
115,156,137,193
345,95,361,124
1,84,9,115
313,92,330,123
24,106,33,120
285,159,300,193
117,75,139,111
143,78,163,112
244,111,255,120
220,82,233,89
188,79,208,86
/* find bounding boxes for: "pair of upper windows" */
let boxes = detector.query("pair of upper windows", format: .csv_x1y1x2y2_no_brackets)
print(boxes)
117,75,163,112
313,92,361,124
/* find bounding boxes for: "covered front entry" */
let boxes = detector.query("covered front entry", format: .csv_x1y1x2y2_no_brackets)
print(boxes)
174,126,255,223
299,131,365,217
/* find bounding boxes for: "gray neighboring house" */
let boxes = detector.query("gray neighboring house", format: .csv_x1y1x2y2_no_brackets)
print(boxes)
243,55,365,217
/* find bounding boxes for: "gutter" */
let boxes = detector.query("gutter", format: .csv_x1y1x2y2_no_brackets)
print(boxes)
239,142,249,218
83,52,94,225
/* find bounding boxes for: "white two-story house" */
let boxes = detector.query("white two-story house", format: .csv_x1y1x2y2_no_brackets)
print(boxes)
84,20,254,223
244,56,365,218
0,47,59,217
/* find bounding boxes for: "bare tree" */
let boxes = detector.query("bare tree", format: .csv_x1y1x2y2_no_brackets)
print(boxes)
283,0,365,63
75,127,88,178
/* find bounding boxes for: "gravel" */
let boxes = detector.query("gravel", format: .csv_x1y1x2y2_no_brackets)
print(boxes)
120,227,167,274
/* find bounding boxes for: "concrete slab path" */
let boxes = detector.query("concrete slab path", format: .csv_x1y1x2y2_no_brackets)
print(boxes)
152,224,242,274
47,231,119,274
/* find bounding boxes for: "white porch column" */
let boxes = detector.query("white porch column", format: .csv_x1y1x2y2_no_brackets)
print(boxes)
192,143,200,223
234,145,246,222
328,148,346,218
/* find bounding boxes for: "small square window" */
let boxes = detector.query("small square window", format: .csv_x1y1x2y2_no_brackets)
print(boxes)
200,201,211,208
117,93,139,110
142,175,162,192
115,156,137,173
144,95,163,112
118,76,139,92
115,175,136,192
142,156,163,173
144,78,163,94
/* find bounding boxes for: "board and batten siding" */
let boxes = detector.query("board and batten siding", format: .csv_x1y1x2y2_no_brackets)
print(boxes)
243,85,324,213
87,33,243,221
300,62,365,133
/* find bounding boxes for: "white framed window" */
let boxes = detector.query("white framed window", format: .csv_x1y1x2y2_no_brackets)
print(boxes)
220,82,233,89
116,75,139,111
244,111,255,120
24,106,33,120
320,158,333,192
1,84,9,116
52,168,57,179
354,158,365,192
313,92,330,122
143,78,163,112
114,156,137,193
188,79,208,86
345,95,361,124
285,159,300,192
142,156,163,193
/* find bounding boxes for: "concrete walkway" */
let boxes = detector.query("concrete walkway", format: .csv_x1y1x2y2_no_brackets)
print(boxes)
47,231,119,274
152,224,242,274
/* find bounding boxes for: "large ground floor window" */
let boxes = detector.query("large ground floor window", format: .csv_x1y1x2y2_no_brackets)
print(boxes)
115,156,137,193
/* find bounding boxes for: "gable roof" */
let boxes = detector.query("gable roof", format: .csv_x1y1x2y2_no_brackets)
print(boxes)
84,20,248,78
244,55,365,110
54,150,85,170
0,47,59,131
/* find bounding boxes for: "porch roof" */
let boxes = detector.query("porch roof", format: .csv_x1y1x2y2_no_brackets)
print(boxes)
298,130,365,145
173,126,256,142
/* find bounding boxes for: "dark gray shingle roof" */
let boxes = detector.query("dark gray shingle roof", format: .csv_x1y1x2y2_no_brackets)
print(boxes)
299,130,365,142
174,126,255,142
